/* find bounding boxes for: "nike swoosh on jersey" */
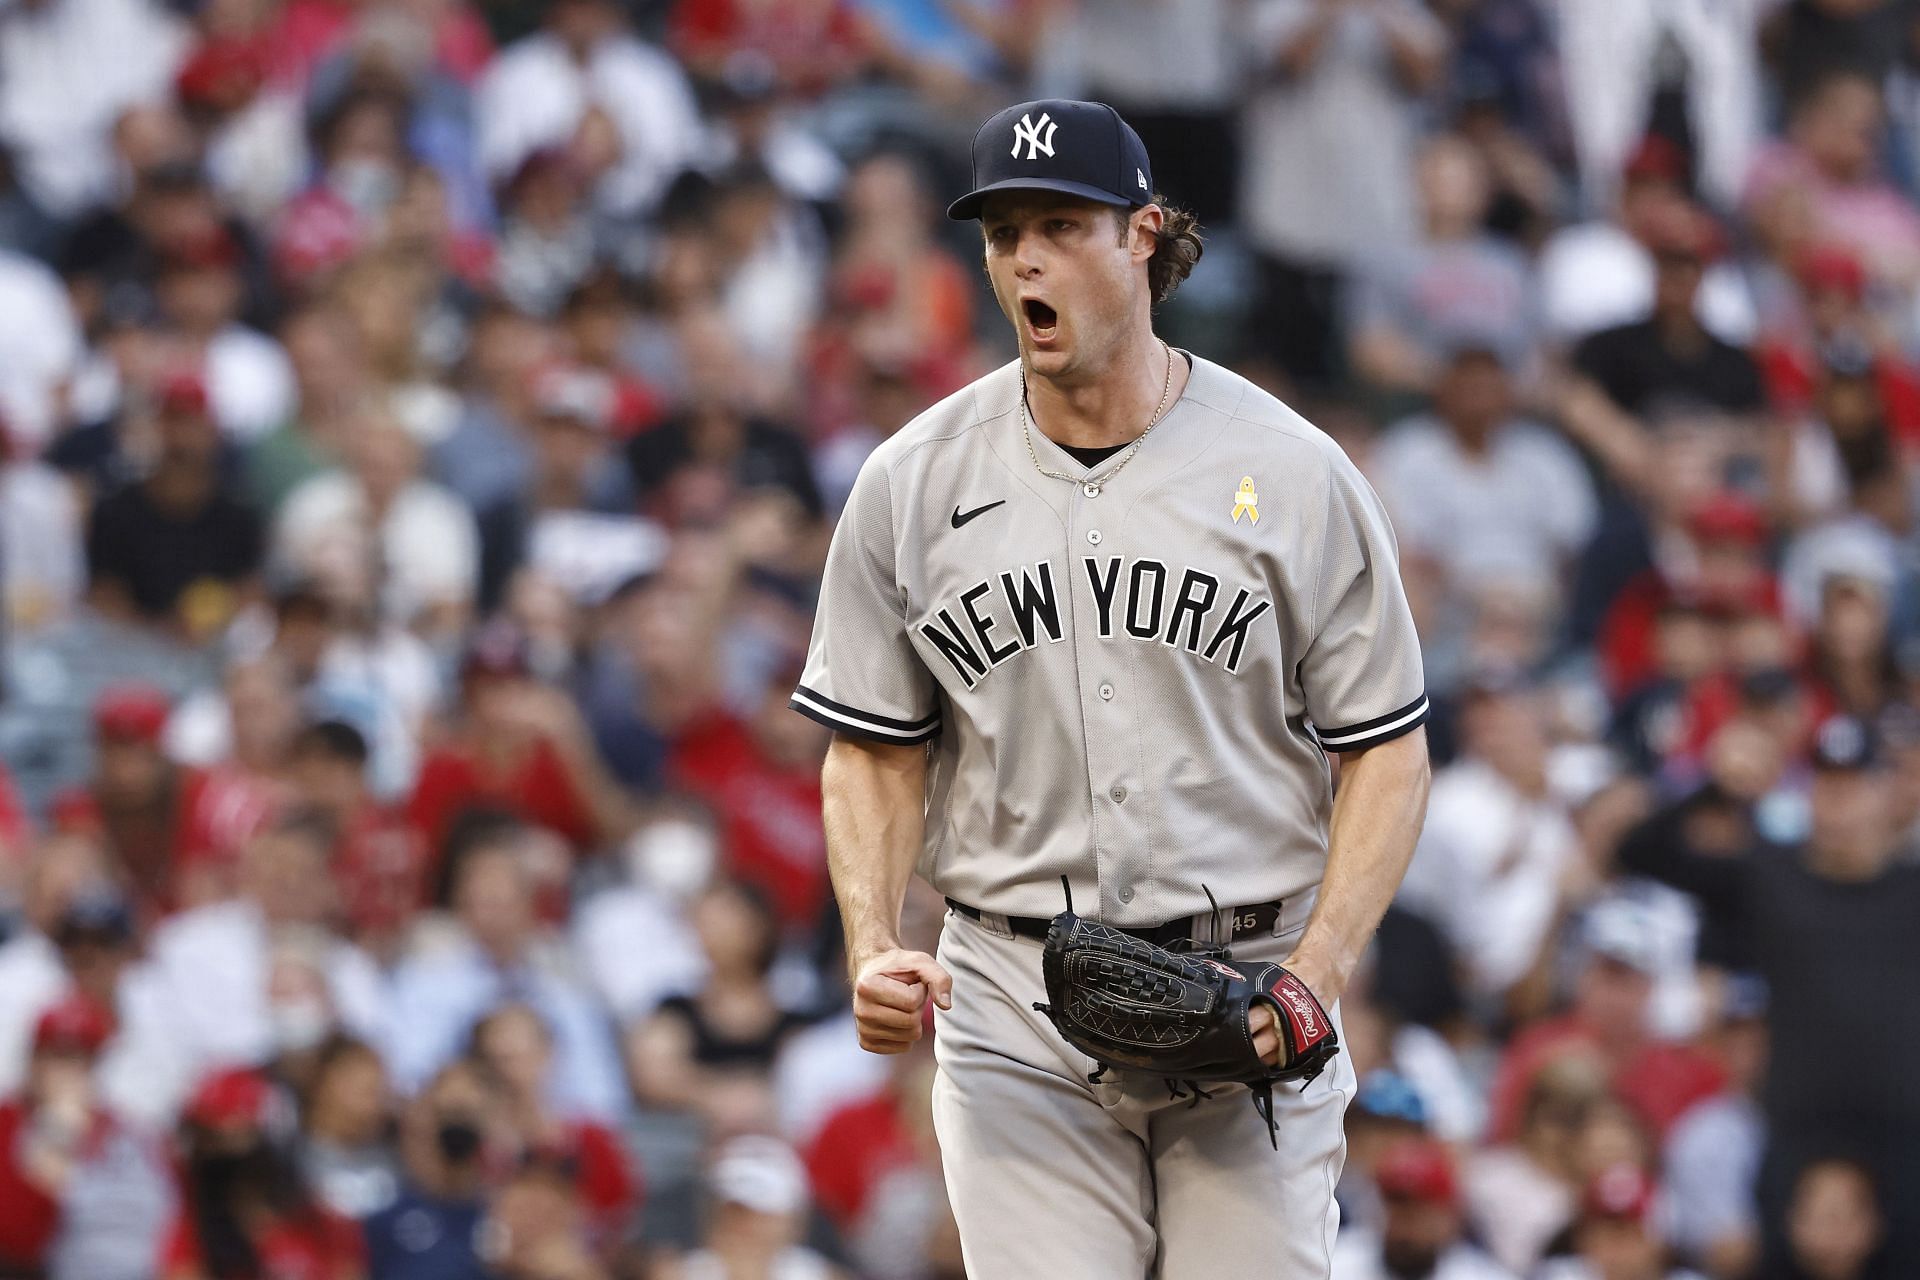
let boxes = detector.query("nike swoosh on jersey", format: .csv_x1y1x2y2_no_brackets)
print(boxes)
951,501,1007,528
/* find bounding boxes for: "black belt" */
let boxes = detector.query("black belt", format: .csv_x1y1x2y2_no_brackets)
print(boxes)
944,896,1291,949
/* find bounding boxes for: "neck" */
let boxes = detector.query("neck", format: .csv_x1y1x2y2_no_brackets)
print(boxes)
148,459,213,510
1024,330,1184,451
1655,307,1703,350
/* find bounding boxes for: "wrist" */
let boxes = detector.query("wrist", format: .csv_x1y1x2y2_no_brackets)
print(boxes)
1280,949,1350,1006
846,933,904,976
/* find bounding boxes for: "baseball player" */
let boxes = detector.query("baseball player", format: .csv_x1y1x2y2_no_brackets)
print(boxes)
791,99,1433,1279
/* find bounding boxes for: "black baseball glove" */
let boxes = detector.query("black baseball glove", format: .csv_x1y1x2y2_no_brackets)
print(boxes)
1031,903,1338,1145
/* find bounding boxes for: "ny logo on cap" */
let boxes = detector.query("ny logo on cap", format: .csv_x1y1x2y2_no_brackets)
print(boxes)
1011,112,1058,161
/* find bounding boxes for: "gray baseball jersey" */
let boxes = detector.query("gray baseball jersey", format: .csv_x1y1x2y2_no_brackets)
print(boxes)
792,354,1426,926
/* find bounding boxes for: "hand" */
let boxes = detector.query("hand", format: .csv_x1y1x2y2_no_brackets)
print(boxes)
1250,1004,1284,1066
1252,959,1339,1066
851,948,952,1054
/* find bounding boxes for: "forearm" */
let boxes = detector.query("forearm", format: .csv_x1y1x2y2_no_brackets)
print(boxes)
1287,728,1431,1000
822,736,929,969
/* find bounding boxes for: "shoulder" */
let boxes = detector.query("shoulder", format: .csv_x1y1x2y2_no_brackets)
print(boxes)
1186,357,1351,479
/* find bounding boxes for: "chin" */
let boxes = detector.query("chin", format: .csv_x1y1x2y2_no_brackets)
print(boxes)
1022,343,1076,381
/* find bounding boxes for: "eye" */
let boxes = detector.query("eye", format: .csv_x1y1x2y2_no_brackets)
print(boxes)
987,225,1015,246
1049,218,1076,233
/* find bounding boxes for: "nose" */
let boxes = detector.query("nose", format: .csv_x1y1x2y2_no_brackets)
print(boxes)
1011,229,1043,280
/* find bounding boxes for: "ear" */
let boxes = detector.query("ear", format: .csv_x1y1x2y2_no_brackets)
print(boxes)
1129,205,1163,264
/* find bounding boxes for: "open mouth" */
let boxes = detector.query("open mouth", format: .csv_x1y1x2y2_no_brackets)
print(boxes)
1022,298,1059,340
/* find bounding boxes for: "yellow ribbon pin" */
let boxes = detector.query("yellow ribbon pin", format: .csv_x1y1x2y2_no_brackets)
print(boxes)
1231,476,1260,525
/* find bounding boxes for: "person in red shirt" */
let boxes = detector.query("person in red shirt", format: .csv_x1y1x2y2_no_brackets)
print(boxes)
0,998,115,1270
469,1003,640,1253
1597,493,1783,702
161,1068,365,1280
408,622,632,871
668,675,829,932
1488,907,1725,1147
172,658,302,909
286,719,428,960
1755,244,1920,448
0,994,175,1278
804,1018,955,1275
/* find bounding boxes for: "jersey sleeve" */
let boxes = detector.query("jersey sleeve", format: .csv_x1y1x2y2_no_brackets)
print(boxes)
790,456,942,744
1298,449,1428,752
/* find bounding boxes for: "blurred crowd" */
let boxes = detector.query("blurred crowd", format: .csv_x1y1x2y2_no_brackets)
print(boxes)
2,0,1920,1277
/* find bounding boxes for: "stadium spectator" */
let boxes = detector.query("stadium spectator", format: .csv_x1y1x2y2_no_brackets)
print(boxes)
803,1019,956,1279
359,1057,500,1280
407,622,631,860
297,1035,400,1220
386,820,626,1118
274,405,480,641
1745,69,1920,300
1619,714,1920,1274
468,1002,640,1250
474,0,703,220
161,1067,366,1280
1398,669,1582,1007
85,370,265,641
1370,337,1597,611
1347,134,1537,398
1538,136,1759,350
1485,901,1724,1148
1240,0,1448,388
626,878,809,1117
0,995,175,1280
140,816,390,1107
1663,980,1767,1279
1537,1161,1696,1280
653,1134,845,1280
1331,1137,1513,1280
1774,1157,1885,1280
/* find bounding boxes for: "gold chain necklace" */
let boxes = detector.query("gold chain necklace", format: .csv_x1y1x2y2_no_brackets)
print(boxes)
1020,339,1174,495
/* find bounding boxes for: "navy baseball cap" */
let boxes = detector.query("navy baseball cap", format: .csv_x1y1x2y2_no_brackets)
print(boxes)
946,99,1154,221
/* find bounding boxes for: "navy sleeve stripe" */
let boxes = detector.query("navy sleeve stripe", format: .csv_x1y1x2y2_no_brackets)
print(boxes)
790,688,941,744
1314,695,1429,750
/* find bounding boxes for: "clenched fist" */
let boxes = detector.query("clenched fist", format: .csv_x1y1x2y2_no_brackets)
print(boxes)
851,948,953,1054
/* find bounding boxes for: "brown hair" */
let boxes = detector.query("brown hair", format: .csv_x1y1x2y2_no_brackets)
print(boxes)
1126,195,1205,306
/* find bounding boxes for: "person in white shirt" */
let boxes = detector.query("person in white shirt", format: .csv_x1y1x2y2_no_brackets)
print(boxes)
275,405,480,641
0,0,189,217
0,248,83,449
1371,338,1598,607
386,822,627,1121
475,0,704,221
141,819,391,1116
1398,670,1583,1006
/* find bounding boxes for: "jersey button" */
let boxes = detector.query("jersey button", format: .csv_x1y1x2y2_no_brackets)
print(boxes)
1109,786,1127,803
1118,886,1134,903
1086,529,1102,545
1083,482,1100,498
1098,682,1114,700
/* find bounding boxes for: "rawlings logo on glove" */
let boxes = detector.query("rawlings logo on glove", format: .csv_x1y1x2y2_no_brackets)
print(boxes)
1030,902,1339,1146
